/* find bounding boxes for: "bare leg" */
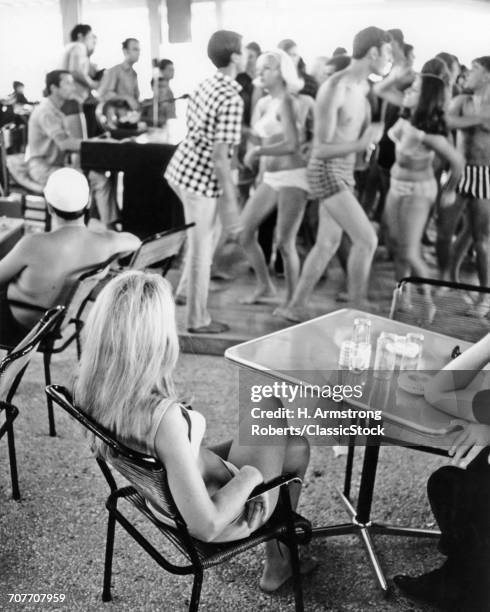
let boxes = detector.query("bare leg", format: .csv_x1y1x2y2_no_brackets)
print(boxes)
274,187,308,305
467,198,490,315
239,184,278,304
384,190,411,283
324,190,378,305
450,211,472,284
397,195,436,322
228,388,310,590
277,200,342,321
436,195,467,281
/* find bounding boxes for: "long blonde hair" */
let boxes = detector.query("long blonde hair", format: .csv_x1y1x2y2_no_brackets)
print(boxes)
74,271,179,451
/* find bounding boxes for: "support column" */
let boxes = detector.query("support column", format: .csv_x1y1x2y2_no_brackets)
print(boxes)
147,0,162,61
59,0,82,44
215,0,225,29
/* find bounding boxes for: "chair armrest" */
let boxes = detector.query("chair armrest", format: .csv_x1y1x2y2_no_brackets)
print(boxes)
247,473,301,501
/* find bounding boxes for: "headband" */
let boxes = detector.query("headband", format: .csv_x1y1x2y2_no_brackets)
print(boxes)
420,72,446,83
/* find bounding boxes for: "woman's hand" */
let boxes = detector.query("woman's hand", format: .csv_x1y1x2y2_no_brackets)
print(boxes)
440,189,457,208
243,146,260,169
360,123,383,150
245,491,270,530
449,421,490,468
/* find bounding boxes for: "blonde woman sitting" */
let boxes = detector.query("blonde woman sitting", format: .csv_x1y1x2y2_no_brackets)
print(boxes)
74,271,312,592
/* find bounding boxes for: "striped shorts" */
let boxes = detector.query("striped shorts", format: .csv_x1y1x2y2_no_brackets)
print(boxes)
307,157,355,201
456,164,490,200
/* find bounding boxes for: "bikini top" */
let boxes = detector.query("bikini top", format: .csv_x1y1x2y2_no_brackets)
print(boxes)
388,118,435,164
253,97,283,139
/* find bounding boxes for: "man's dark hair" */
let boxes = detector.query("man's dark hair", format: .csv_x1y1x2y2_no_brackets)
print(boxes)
387,28,404,47
122,38,139,50
246,41,261,56
158,59,174,71
43,70,70,97
327,55,351,72
473,56,490,73
436,52,459,72
12,81,24,89
277,39,297,54
70,24,92,42
332,47,347,57
403,43,414,59
352,26,391,60
207,30,242,68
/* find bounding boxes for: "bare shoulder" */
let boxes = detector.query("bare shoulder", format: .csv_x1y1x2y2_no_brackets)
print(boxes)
317,73,346,107
154,401,189,459
96,229,141,251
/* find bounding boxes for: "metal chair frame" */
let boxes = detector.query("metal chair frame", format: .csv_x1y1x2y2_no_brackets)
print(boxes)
0,306,65,499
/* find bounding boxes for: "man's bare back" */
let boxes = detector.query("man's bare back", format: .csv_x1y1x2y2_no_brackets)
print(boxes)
1,226,140,327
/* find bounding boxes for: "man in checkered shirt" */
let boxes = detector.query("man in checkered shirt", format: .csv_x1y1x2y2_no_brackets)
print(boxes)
165,30,244,334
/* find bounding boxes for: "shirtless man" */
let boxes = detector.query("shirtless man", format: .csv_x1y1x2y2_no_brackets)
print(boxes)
0,168,140,345
277,26,391,322
446,57,490,315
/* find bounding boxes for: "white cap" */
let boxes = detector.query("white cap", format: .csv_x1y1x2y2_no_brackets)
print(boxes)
44,168,90,212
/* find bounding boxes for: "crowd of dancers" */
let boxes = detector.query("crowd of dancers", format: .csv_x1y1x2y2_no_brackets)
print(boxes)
166,26,490,334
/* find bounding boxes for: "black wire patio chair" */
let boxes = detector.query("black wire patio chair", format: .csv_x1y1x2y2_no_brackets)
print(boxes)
46,384,312,611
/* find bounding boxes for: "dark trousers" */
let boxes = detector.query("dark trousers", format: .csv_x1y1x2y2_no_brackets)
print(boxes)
428,449,490,608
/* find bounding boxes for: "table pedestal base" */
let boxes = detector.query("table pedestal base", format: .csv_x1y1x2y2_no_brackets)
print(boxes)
311,490,440,592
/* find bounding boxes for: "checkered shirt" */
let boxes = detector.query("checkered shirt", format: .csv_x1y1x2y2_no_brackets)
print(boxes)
165,72,243,198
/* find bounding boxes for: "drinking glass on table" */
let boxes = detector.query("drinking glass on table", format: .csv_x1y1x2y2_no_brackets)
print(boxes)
400,332,424,371
374,333,397,379
353,318,371,344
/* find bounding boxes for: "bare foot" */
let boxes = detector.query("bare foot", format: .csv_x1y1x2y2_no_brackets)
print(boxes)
419,302,437,325
260,557,318,593
273,305,309,322
239,286,278,305
465,299,490,318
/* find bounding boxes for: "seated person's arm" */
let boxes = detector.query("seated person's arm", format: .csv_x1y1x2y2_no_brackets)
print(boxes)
0,237,31,289
155,405,263,542
40,112,81,152
424,334,490,420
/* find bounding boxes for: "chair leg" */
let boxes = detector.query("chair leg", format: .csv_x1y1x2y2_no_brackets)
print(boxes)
189,571,203,612
281,490,304,612
43,352,56,437
6,421,20,500
102,512,116,602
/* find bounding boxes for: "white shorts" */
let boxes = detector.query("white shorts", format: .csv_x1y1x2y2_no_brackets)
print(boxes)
263,168,310,194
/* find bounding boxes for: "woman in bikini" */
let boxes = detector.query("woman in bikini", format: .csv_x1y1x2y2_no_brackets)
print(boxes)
384,58,463,320
239,49,312,310
74,271,312,592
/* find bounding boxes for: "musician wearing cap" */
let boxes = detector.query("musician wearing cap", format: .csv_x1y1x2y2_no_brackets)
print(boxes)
0,168,140,345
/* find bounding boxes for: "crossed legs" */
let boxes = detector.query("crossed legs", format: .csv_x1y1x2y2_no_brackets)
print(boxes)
228,386,310,591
